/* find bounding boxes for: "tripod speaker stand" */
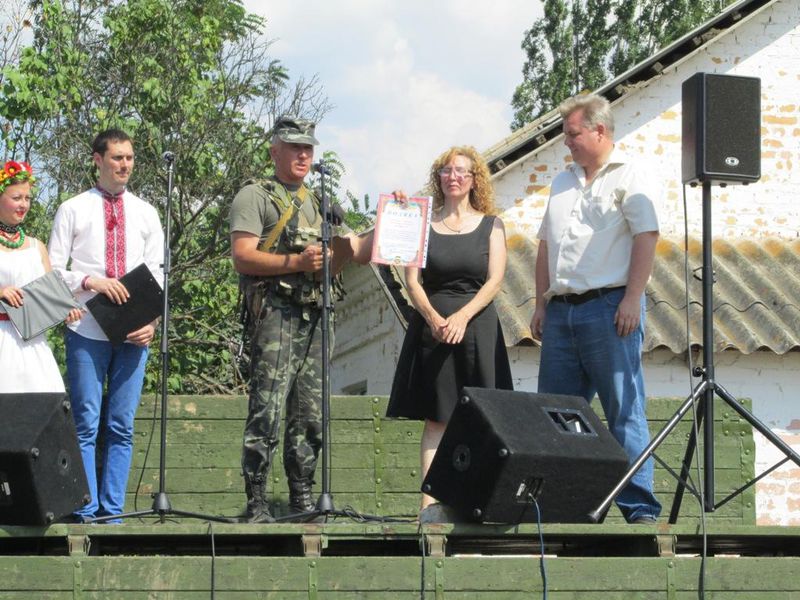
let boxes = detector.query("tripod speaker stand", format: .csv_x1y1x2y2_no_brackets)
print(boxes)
590,73,800,522
589,181,800,523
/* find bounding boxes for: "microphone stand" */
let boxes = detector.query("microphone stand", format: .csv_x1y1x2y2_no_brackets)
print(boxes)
91,151,231,524
274,160,386,523
315,160,335,516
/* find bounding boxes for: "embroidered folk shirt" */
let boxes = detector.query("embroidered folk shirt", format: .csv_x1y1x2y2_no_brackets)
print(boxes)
49,188,164,341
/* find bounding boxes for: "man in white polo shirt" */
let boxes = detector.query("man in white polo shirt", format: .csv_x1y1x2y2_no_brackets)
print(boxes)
49,128,163,523
531,93,662,524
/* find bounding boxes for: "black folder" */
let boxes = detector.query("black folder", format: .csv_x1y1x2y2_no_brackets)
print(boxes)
1,271,83,341
86,263,163,345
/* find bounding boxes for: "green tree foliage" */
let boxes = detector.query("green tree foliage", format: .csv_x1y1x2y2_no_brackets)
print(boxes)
0,0,332,393
511,0,735,129
309,150,374,233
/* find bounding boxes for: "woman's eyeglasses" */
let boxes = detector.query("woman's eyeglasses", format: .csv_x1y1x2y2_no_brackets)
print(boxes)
437,167,473,179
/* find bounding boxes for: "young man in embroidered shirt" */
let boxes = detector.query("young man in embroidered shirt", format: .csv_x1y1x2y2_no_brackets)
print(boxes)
531,94,662,524
49,129,164,522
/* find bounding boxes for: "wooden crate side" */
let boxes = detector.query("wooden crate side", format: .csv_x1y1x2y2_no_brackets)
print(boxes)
126,396,756,524
2,555,800,597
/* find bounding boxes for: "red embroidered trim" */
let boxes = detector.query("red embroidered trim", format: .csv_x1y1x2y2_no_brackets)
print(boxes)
102,193,126,278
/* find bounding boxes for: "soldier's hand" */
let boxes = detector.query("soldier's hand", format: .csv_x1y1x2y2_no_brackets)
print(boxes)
297,245,324,273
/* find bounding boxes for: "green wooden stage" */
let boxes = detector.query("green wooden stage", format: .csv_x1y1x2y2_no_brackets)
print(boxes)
2,395,799,598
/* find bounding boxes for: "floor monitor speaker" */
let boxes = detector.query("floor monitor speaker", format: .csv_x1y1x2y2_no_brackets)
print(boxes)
0,393,90,525
422,388,630,523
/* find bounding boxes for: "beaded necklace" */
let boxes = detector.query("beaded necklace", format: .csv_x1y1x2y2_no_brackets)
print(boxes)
0,222,25,249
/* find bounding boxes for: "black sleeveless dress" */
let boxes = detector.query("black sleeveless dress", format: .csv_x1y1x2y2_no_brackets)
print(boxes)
386,215,513,422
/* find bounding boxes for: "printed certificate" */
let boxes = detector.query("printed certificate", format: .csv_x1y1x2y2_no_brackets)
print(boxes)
370,194,432,268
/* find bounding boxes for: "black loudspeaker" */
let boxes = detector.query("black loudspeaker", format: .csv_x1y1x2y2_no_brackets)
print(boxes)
422,388,630,523
0,393,90,525
682,72,761,185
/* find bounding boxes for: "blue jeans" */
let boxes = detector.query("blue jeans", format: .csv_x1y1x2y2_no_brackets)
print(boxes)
65,329,148,521
538,289,662,522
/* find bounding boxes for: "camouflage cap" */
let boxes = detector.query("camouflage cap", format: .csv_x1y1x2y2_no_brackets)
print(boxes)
272,116,319,146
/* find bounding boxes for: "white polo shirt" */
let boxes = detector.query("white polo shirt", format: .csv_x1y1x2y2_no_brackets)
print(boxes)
49,188,164,341
537,149,659,298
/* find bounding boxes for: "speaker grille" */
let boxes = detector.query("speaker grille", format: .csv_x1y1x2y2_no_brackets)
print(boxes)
422,388,630,523
682,72,761,185
0,393,89,525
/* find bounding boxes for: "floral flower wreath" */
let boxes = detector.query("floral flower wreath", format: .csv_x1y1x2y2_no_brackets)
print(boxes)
0,160,36,195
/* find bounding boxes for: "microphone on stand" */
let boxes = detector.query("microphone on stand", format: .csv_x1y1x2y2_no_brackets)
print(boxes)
312,161,331,176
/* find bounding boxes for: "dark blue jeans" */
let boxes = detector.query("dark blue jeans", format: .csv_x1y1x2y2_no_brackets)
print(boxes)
66,329,148,521
538,289,662,522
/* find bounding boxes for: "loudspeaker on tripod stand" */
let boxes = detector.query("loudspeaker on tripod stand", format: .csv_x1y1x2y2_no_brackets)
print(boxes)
422,388,630,523
0,393,90,525
682,72,761,185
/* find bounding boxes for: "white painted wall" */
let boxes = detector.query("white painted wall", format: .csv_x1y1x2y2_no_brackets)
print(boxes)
333,0,800,525
333,264,406,395
493,0,800,241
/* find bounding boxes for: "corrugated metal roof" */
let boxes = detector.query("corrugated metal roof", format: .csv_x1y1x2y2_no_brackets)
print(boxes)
646,237,800,354
380,236,800,355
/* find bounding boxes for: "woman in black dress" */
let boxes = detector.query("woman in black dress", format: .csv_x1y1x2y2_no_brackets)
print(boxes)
386,145,513,512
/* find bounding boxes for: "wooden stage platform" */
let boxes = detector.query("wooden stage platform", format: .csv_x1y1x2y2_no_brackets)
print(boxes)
2,395,799,598
2,521,800,598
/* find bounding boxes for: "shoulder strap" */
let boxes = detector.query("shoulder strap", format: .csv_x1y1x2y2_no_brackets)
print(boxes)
257,184,309,252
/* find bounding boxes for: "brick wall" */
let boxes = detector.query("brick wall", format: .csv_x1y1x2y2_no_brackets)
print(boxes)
493,0,800,241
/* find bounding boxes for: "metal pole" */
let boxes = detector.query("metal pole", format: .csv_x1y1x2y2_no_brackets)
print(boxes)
700,182,715,512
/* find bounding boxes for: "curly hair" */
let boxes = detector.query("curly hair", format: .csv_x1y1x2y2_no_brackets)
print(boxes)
426,145,496,214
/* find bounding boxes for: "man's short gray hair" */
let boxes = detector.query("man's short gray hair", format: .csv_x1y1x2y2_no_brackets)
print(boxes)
559,94,615,135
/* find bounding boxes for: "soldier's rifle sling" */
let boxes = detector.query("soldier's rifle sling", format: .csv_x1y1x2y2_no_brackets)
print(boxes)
257,185,308,253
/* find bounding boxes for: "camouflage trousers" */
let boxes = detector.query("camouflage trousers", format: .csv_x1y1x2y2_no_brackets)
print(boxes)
241,302,327,491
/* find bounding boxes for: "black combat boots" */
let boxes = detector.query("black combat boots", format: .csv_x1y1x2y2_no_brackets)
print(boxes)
288,479,316,513
244,477,275,523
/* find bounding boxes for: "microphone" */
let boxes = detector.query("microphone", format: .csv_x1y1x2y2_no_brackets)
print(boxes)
162,151,175,163
312,161,331,176
327,202,346,226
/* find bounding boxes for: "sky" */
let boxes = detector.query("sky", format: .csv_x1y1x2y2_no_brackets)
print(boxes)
246,1,544,202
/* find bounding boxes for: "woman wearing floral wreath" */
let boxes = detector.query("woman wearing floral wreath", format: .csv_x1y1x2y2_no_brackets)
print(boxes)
0,161,82,393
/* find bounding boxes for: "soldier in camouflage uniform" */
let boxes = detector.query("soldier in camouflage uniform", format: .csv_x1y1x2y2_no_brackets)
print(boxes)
230,116,330,522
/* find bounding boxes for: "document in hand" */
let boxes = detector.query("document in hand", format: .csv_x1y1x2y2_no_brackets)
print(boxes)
1,270,83,341
86,263,163,345
370,194,432,268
